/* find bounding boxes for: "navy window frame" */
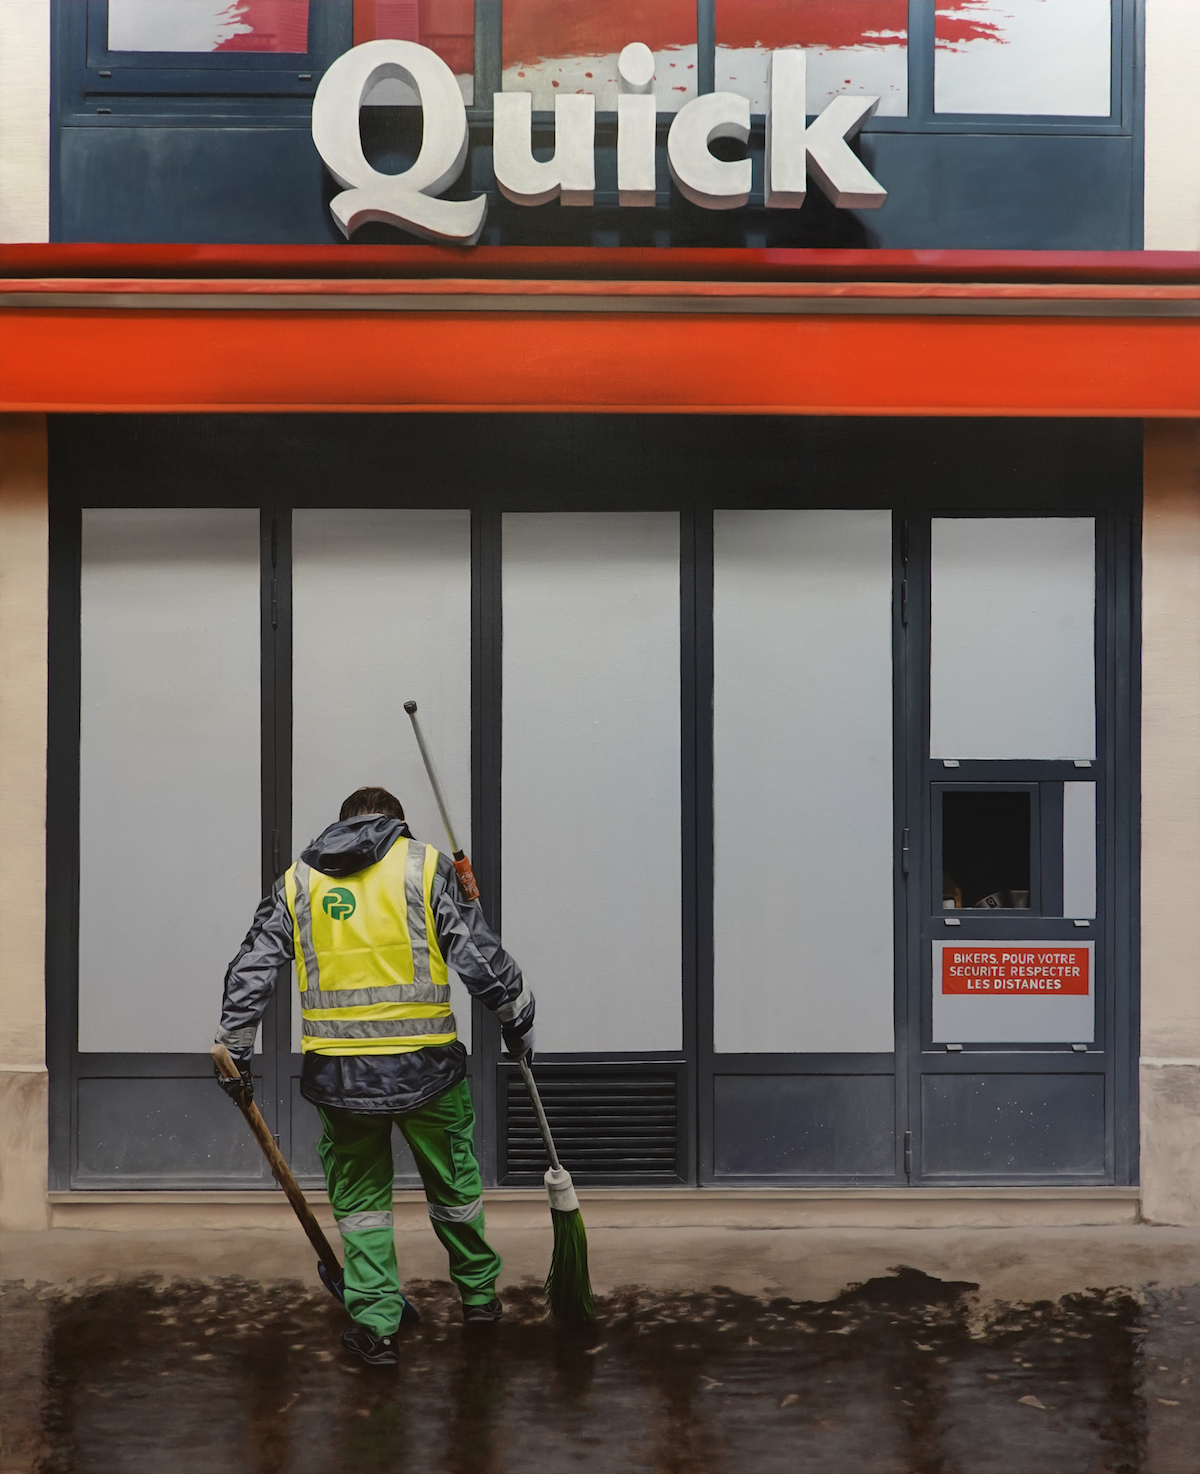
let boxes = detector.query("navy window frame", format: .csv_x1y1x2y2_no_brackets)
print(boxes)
64,0,1137,133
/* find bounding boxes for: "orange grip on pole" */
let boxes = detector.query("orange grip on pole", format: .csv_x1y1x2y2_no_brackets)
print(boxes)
452,852,481,903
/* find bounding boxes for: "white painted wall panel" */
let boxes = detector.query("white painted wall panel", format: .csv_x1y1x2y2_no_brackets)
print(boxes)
930,518,1096,761
0,0,50,242
713,510,895,1055
292,509,473,1052
1144,0,1200,250
79,510,261,1052
502,513,682,1053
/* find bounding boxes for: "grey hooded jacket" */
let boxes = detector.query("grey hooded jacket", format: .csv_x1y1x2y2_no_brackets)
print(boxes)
216,814,533,1114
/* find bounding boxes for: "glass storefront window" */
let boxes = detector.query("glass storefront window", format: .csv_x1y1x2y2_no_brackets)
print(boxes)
715,0,908,117
354,0,474,103
502,0,697,111
935,0,1112,116
108,0,311,53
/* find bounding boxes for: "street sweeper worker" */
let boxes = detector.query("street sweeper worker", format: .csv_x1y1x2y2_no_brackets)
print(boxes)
212,785,535,1366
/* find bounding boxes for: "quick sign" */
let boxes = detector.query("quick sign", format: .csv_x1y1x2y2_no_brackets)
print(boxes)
932,941,1095,1045
311,40,887,246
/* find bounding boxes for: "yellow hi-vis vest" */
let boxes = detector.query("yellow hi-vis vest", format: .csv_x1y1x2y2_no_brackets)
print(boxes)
284,837,456,1056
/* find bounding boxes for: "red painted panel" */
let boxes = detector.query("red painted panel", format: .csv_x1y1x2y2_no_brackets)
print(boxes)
2,308,1197,416
715,1,908,50
501,0,696,68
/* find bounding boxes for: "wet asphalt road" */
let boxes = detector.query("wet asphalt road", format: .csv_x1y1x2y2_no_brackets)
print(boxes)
2,1269,1196,1473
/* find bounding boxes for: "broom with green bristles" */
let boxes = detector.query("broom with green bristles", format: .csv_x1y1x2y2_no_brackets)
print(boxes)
404,699,596,1323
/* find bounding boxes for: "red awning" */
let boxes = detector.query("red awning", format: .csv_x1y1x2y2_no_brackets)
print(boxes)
3,246,1198,416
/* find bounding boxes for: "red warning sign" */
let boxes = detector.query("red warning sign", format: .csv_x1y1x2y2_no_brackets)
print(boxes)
941,946,1090,997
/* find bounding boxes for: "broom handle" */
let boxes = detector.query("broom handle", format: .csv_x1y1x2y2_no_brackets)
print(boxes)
211,1043,343,1282
403,703,563,1176
518,1057,562,1174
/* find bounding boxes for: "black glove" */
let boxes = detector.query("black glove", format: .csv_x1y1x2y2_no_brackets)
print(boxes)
214,1056,254,1105
501,1021,535,1063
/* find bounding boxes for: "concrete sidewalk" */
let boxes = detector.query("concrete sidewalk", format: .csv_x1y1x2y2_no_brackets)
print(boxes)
5,1221,1197,1307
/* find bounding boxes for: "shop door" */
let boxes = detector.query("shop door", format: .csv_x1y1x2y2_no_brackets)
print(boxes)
903,514,1131,1184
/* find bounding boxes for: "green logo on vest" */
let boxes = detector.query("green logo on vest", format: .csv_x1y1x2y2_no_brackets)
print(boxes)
322,887,356,921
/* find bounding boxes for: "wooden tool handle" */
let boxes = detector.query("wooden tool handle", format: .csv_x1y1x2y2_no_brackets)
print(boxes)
211,1043,342,1281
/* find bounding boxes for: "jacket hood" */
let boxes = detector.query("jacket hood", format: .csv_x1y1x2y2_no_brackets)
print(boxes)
300,814,409,878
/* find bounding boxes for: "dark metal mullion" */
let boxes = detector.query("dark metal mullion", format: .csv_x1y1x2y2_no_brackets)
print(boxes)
697,0,715,95
906,508,933,1181
261,507,291,1169
694,508,716,1183
906,0,935,123
472,506,503,1185
1040,781,1066,918
45,496,82,1191
679,507,700,1185
1128,0,1146,247
473,0,501,112
893,507,914,1183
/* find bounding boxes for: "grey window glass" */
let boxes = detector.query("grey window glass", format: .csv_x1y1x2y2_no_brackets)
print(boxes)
78,509,261,1052
713,510,895,1054
502,512,682,1053
930,518,1096,761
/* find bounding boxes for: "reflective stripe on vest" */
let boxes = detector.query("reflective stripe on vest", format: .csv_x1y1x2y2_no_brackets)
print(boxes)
284,837,456,1056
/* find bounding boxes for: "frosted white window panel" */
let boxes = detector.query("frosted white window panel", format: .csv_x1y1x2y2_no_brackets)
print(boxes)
713,510,895,1054
108,0,309,53
1062,781,1098,919
502,513,682,1053
717,46,906,117
935,0,1111,117
78,510,261,1052
930,518,1096,761
292,510,473,1052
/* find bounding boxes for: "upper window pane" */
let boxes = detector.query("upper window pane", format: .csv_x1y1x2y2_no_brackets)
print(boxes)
929,518,1096,762
502,0,697,112
108,0,311,52
354,0,474,102
935,0,1112,116
716,0,908,117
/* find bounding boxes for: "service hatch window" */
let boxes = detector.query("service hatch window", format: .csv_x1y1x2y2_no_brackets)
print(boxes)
941,790,1031,911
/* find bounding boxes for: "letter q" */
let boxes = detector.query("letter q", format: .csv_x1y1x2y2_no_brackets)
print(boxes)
312,40,487,245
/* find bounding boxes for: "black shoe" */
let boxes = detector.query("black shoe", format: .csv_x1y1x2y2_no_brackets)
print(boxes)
341,1325,399,1366
462,1298,503,1324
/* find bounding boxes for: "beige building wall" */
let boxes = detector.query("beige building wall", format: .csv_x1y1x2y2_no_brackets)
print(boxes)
1144,0,1200,250
0,415,50,1230
1141,420,1200,1226
0,0,51,243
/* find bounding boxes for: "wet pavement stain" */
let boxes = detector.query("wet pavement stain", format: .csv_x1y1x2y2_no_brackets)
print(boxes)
2,1269,1197,1473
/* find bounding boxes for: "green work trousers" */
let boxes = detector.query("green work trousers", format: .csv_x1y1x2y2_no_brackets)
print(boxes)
317,1078,501,1336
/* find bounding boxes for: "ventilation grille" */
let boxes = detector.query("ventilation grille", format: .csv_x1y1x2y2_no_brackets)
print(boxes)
503,1071,680,1181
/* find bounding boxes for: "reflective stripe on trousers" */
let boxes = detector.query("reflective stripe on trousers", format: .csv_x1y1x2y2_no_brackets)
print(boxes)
428,1197,484,1224
338,1210,394,1234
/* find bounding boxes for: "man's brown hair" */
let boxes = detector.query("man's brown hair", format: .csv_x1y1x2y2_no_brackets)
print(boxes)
339,786,405,822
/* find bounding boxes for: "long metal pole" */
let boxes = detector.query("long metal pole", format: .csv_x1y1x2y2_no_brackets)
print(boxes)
403,700,461,852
